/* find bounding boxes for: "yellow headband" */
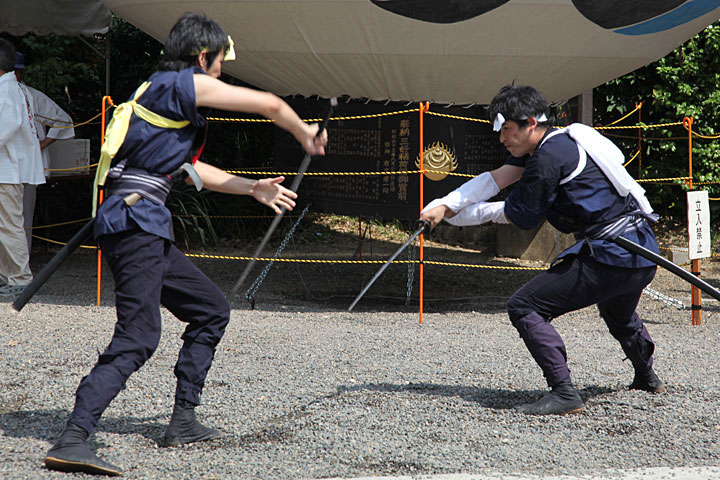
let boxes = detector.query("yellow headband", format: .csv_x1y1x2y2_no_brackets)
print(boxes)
192,36,235,62
224,36,235,61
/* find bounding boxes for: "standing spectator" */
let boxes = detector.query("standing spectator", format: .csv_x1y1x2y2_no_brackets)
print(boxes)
15,51,76,251
0,39,43,297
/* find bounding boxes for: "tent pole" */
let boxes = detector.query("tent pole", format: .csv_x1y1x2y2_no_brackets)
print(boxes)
105,19,111,96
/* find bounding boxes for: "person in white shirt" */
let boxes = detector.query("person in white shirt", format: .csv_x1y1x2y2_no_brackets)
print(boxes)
0,39,44,296
14,52,76,250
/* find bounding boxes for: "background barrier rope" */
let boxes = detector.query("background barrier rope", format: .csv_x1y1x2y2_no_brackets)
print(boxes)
33,100,718,307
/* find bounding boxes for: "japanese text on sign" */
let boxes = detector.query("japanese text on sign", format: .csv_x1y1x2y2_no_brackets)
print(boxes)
687,190,711,260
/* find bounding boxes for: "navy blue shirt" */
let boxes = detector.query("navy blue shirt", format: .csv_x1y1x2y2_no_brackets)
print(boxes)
94,67,207,241
503,129,658,268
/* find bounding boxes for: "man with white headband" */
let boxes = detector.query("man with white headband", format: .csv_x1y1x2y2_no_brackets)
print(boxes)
44,12,327,476
420,84,662,415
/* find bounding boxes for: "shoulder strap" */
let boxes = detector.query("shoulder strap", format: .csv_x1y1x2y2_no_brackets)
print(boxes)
537,128,587,186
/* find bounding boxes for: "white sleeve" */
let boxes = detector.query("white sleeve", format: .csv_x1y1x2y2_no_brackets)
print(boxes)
421,171,500,214
444,201,510,226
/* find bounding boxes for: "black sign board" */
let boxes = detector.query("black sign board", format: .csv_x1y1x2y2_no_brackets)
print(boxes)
274,98,509,220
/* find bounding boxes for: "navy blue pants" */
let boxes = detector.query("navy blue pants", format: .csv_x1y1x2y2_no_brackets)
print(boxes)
68,229,230,434
507,254,656,387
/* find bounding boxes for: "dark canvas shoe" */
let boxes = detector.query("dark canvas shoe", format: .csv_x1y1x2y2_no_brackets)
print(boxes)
629,367,664,393
160,399,221,447
517,378,584,415
44,423,123,476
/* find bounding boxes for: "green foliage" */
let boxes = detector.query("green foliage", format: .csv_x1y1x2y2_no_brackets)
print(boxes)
594,22,720,222
167,184,219,249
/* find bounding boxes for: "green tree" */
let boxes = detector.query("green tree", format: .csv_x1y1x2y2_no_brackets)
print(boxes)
594,21,720,223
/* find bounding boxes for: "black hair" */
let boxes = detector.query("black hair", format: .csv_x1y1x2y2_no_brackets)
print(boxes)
488,84,553,129
0,38,16,73
159,12,229,72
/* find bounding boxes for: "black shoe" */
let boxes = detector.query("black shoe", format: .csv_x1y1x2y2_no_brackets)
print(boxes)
517,378,584,415
629,367,664,393
44,423,123,476
160,399,221,447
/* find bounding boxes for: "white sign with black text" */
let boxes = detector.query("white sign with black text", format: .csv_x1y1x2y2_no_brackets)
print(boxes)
687,190,711,260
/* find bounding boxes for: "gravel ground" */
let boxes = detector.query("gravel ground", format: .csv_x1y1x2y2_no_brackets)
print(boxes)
1,236,719,479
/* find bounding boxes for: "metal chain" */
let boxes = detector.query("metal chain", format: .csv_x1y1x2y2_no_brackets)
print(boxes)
406,234,416,305
643,285,686,310
245,204,311,306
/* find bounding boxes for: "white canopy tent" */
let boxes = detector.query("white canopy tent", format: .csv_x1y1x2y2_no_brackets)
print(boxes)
99,0,720,104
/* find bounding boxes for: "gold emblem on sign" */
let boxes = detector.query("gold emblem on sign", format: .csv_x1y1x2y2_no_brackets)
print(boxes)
415,141,458,181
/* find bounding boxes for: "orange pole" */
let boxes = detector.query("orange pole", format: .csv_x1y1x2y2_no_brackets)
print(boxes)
419,102,429,324
684,117,701,325
97,96,112,306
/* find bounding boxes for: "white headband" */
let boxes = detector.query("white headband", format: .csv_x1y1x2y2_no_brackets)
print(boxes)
493,112,548,132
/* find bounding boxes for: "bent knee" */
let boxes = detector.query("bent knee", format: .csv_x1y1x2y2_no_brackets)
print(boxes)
507,293,535,325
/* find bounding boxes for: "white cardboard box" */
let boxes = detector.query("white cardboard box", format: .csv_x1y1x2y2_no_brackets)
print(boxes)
47,139,91,177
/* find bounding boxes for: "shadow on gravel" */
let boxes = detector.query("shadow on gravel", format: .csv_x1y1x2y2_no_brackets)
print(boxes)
0,408,166,445
329,382,617,411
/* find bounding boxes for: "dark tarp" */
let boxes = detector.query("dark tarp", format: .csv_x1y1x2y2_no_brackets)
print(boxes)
0,0,111,36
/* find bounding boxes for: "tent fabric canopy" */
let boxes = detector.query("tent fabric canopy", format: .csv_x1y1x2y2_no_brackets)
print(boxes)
63,1,720,103
0,0,111,36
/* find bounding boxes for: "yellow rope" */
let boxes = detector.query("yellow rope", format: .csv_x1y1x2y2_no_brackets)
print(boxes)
688,130,720,140
623,150,640,168
175,214,300,219
636,176,691,183
600,104,642,127
28,218,91,230
31,234,97,249
426,111,491,123
227,169,423,176
226,168,477,178
35,111,105,129
595,121,684,130
45,165,94,174
184,253,546,271
423,260,545,270
208,108,419,124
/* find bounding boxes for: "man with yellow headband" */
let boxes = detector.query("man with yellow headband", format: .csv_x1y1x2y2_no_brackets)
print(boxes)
44,12,327,476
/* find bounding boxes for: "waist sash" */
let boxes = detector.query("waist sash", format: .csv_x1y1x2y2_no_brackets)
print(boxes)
106,160,173,206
